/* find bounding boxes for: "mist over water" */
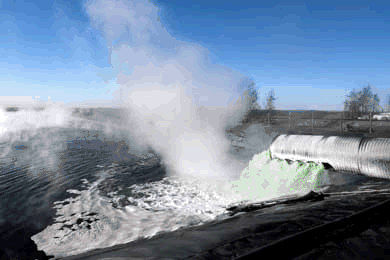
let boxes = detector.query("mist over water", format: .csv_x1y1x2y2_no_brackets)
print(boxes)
0,104,332,258
0,0,333,259
30,144,330,258
84,0,260,181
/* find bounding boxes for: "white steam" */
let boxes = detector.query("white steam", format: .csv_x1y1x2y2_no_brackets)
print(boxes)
85,0,257,178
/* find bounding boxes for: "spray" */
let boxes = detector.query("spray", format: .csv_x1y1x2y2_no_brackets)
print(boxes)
85,0,257,180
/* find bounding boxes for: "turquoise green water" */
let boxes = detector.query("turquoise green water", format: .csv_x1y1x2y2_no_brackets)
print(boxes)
231,150,330,202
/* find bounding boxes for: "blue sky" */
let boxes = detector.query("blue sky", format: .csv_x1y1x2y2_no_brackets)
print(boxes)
1,0,390,110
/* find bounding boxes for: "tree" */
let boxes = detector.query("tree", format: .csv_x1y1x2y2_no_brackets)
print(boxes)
344,89,360,116
385,94,390,113
241,82,260,111
265,89,277,112
358,85,381,113
344,84,381,117
369,93,381,113
247,82,258,102
247,82,260,110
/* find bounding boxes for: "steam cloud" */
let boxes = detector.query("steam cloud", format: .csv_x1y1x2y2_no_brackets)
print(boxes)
85,0,257,179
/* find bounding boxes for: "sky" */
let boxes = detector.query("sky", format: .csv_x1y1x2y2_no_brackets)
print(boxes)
1,0,390,111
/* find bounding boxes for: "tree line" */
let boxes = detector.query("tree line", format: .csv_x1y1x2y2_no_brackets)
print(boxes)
344,84,390,117
243,83,276,113
243,82,390,118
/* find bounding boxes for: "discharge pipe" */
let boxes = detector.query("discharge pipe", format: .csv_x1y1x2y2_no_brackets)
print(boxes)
269,135,390,179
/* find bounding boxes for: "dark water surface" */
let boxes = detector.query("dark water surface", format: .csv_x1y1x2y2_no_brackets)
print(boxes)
0,107,157,259
0,134,152,259
1,107,389,260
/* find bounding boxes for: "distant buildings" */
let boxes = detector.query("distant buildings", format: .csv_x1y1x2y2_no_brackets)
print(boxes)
373,113,390,120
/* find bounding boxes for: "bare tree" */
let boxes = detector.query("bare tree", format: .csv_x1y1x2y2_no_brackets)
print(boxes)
344,89,360,116
385,94,390,113
265,89,277,112
246,82,260,110
359,85,381,113
344,84,381,117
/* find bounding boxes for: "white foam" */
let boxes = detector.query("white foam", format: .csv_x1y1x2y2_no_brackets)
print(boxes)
231,151,331,202
31,168,235,257
31,151,331,258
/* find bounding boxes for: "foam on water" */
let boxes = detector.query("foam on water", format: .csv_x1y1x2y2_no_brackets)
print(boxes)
31,165,233,257
232,151,331,202
0,104,331,259
31,150,331,258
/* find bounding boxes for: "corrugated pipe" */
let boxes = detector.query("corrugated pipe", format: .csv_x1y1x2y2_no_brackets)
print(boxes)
269,135,390,179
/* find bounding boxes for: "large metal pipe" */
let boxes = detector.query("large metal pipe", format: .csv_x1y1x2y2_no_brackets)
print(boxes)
269,135,390,179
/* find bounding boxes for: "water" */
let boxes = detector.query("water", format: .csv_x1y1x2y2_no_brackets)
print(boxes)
0,106,358,259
